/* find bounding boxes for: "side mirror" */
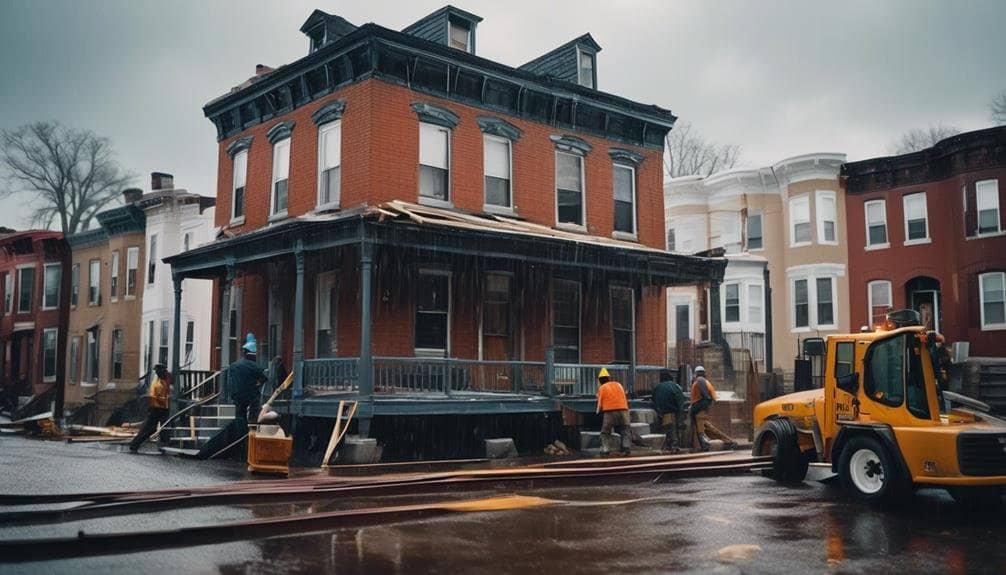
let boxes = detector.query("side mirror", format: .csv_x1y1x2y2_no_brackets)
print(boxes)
836,372,859,395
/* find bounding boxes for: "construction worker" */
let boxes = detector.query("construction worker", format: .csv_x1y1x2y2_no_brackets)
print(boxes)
652,369,686,453
128,364,172,453
228,333,268,438
689,366,737,451
596,368,632,456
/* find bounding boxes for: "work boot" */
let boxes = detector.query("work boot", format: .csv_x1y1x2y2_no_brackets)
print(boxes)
697,433,712,452
724,441,739,450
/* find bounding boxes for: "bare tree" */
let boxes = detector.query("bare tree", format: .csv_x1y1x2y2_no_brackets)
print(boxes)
663,121,741,178
890,124,961,155
0,121,133,234
991,91,1006,126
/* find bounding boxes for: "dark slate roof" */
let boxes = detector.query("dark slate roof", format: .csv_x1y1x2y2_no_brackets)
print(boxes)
95,204,146,236
403,5,483,38
65,228,108,249
299,9,358,45
519,34,602,85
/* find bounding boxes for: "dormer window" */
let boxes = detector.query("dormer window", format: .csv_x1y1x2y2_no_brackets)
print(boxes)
309,28,326,53
577,49,595,88
449,18,472,52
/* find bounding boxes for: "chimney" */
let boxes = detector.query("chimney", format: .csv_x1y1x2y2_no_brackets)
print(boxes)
122,188,143,203
151,172,174,191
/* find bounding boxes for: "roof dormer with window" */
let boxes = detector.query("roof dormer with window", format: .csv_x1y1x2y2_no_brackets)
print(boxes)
402,5,483,55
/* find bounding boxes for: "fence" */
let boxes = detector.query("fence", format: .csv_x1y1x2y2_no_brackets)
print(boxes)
302,358,360,392
723,331,765,363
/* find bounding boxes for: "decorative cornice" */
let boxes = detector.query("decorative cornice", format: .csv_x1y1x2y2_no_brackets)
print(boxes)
266,121,296,144
312,100,346,125
608,148,645,166
226,136,253,158
411,102,460,128
550,134,592,155
477,116,522,140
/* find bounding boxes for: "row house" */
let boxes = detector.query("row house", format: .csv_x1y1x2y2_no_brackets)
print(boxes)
0,230,68,405
165,6,724,442
841,125,1006,360
665,153,849,387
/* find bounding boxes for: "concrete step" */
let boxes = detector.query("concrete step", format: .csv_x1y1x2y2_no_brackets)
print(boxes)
170,427,223,438
629,422,652,437
629,408,657,425
638,433,666,450
160,446,201,457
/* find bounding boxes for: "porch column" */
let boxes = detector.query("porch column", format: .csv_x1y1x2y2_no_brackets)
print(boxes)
292,245,306,400
709,280,724,344
358,239,374,398
219,265,234,399
170,275,183,416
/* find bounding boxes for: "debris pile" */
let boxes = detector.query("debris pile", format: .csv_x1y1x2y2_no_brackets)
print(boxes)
543,440,572,456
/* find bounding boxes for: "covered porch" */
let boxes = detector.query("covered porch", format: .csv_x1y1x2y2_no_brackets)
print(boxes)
164,202,726,431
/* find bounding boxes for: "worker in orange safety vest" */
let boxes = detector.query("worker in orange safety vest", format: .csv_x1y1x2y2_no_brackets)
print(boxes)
596,368,633,456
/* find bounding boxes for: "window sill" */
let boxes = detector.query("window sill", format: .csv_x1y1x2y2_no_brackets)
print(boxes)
268,212,289,224
980,324,1006,331
791,326,813,334
864,243,890,251
87,302,100,308
789,241,812,249
818,240,839,246
110,298,118,304
555,223,587,234
43,377,56,383
966,230,1006,241
903,238,931,246
41,306,58,311
747,247,765,253
418,196,454,210
125,295,136,301
483,204,516,217
315,201,341,213
229,216,246,227
612,231,638,242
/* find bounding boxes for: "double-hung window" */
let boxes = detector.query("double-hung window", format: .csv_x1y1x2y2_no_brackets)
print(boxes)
793,279,810,328
126,247,139,297
232,150,247,222
111,328,123,380
816,277,835,326
317,121,342,208
724,283,741,323
789,195,811,246
610,286,634,364
746,211,763,250
87,328,100,383
448,18,471,52
552,279,581,363
977,180,1001,235
4,273,13,313
110,251,120,300
980,272,1006,330
748,284,764,326
70,264,79,307
147,235,157,286
868,280,893,328
613,164,636,235
792,275,838,330
316,271,337,357
419,123,450,202
185,321,195,363
69,336,80,384
816,191,837,244
17,267,34,313
159,320,169,367
577,49,594,88
271,138,291,217
865,199,888,248
556,152,584,227
42,263,60,310
415,271,450,355
483,135,511,210
42,328,57,382
903,193,929,243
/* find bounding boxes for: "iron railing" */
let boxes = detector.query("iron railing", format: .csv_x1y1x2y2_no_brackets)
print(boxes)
723,331,765,362
177,370,221,401
552,363,664,397
303,358,359,392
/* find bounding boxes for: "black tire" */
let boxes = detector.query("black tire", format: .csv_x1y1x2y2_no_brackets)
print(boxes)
837,435,906,503
754,419,808,485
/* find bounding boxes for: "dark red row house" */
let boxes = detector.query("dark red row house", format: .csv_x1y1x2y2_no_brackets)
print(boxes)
164,6,724,456
841,126,1006,358
0,230,69,411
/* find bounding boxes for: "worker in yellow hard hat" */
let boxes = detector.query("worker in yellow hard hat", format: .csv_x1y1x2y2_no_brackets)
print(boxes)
596,367,632,456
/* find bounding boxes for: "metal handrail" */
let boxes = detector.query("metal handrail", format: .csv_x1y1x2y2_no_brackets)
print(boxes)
180,370,222,400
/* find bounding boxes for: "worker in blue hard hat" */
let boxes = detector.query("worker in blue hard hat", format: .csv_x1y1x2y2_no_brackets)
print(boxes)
228,333,268,438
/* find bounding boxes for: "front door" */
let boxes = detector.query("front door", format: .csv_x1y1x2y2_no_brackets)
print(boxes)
910,290,939,332
675,304,690,342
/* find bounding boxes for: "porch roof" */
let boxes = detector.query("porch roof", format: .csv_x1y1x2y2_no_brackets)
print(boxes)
165,201,725,285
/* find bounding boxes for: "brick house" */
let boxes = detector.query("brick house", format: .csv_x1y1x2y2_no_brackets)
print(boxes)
841,126,1006,359
0,230,69,408
165,6,724,444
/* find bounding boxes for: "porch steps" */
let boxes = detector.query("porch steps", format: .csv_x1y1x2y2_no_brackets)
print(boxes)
165,402,236,451
978,363,1006,413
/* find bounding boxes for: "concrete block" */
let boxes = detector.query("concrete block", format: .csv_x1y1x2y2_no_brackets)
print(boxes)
638,433,666,450
629,409,658,425
336,436,380,464
629,422,652,437
485,438,518,459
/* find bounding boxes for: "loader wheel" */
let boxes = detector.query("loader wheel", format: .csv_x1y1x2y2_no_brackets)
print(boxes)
754,419,808,485
838,435,904,503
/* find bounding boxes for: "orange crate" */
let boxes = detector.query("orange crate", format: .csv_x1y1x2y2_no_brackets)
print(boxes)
247,430,292,476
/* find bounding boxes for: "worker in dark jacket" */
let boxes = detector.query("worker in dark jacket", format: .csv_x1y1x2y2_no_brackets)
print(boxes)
128,364,172,453
652,369,687,453
228,333,268,437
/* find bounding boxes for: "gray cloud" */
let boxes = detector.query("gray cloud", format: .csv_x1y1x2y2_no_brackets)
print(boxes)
1,0,1004,229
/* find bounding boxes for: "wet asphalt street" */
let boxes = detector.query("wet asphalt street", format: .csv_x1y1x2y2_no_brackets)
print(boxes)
1,434,1004,574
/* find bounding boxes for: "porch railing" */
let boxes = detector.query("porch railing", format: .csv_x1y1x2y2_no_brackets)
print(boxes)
178,369,221,401
552,363,664,397
303,358,360,392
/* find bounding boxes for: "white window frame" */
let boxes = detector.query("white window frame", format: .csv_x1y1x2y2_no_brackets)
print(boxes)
315,270,338,357
748,283,764,328
976,179,1001,236
447,19,472,53
554,150,586,230
814,276,837,330
902,192,930,245
68,335,80,385
415,269,452,357
864,199,889,250
788,267,842,333
789,194,811,247
5,272,14,314
87,260,100,306
147,235,157,287
482,134,513,214
42,263,60,310
867,279,893,329
792,278,810,330
126,246,139,298
110,251,120,301
979,271,1006,330
42,327,58,382
185,320,196,364
612,163,637,239
816,190,838,245
576,47,594,89
746,210,763,251
270,137,291,219
317,120,342,210
720,278,765,333
17,265,34,314
723,282,741,325
418,122,452,207
231,150,247,225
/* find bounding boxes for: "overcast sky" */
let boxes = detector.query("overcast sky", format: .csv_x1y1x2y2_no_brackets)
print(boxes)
1,0,1004,230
